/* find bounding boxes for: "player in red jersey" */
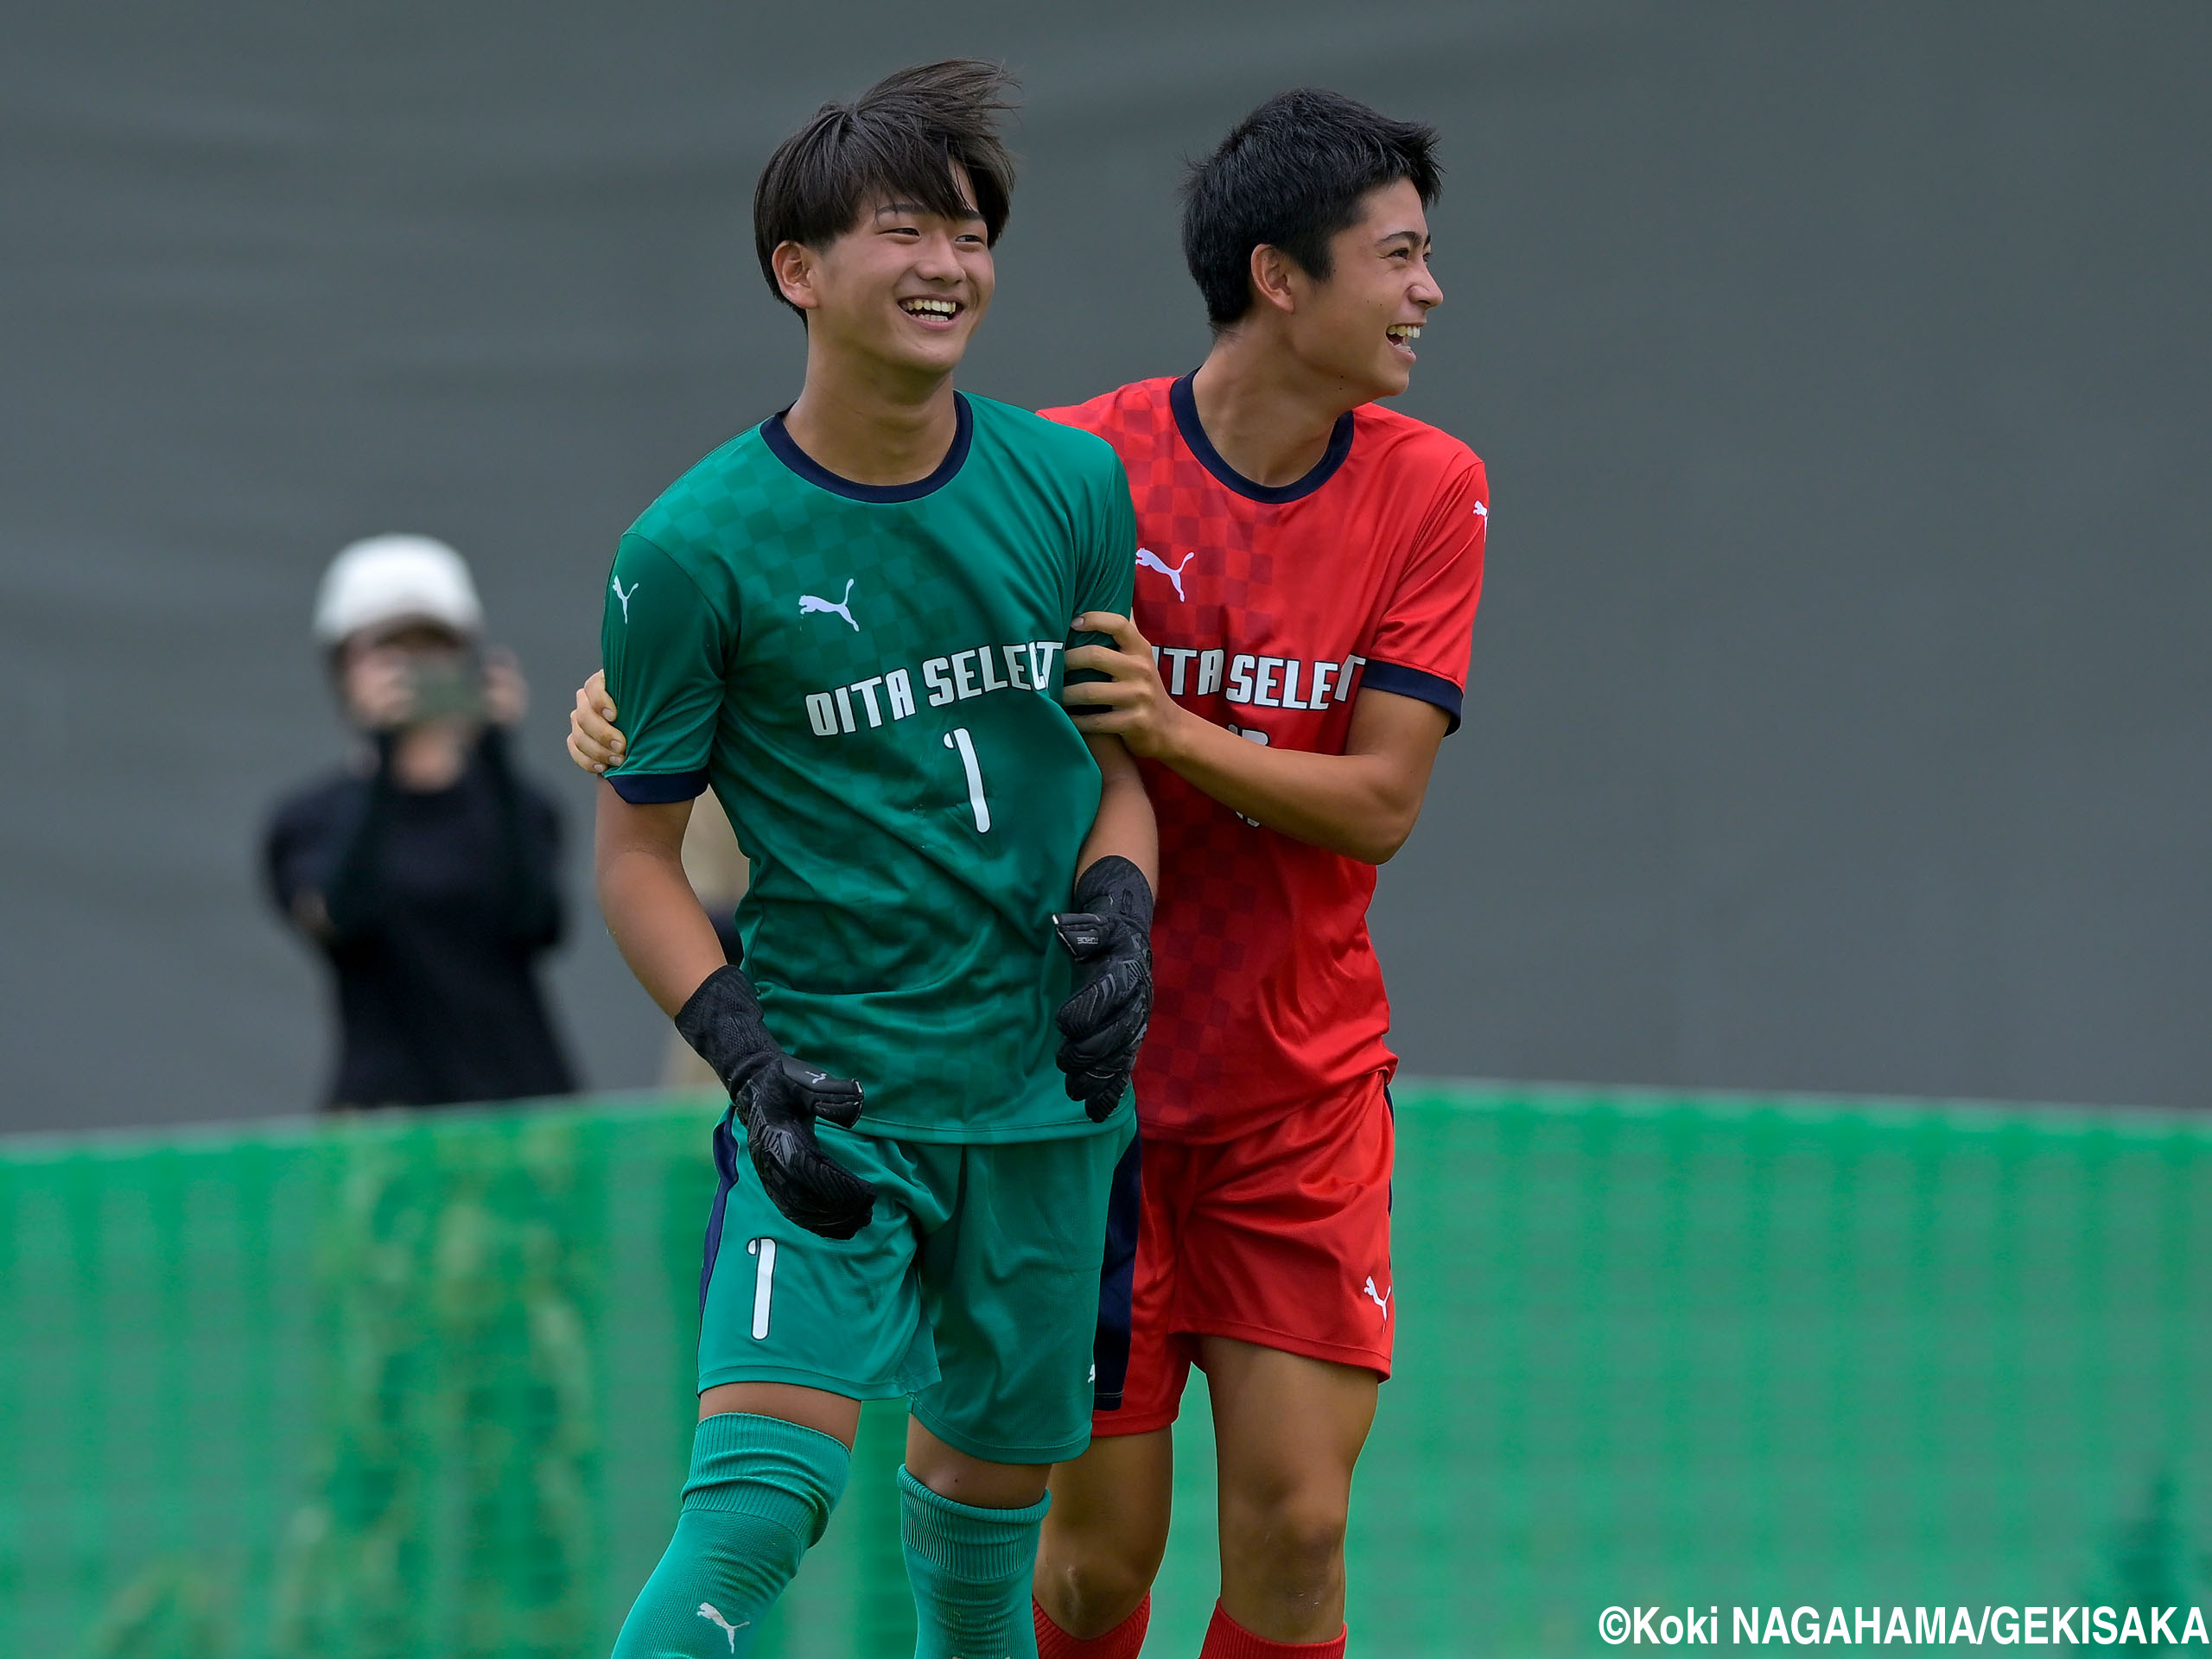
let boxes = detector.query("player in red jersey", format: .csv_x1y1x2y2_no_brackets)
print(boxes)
568,88,1481,1659
1031,92,1482,1659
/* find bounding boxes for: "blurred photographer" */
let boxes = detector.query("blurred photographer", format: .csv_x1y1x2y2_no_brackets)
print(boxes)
264,535,575,1109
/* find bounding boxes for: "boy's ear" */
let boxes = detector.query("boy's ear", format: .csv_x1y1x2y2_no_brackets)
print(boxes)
1248,244,1301,316
771,240,820,313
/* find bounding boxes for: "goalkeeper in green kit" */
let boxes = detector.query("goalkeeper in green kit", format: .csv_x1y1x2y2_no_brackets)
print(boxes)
594,61,1156,1659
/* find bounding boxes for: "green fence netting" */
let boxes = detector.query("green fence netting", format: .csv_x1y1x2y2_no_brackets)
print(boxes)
3,1086,2207,1656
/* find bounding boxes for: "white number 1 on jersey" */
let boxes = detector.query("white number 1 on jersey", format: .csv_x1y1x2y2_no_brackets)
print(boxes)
943,728,991,833
747,1236,776,1340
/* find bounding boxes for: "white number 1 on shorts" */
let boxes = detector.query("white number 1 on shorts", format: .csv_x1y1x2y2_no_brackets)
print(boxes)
747,1236,777,1340
943,728,990,833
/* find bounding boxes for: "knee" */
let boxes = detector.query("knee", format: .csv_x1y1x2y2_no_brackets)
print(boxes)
1044,1562,1152,1637
687,1412,852,1548
1224,1490,1347,1592
1074,1554,1156,1624
1037,1516,1162,1636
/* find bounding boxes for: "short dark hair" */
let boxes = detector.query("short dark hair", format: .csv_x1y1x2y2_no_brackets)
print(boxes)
753,60,1019,315
1181,89,1440,330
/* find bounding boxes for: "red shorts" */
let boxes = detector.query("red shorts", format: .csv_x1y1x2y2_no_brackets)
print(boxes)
1091,1071,1395,1437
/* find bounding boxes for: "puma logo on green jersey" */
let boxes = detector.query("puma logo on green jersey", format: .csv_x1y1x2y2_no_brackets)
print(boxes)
798,577,860,631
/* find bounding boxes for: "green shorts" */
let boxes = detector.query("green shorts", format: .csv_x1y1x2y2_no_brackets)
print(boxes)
696,1109,1135,1465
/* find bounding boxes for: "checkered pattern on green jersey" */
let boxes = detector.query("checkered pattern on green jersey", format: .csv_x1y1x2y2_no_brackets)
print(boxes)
601,392,1137,1143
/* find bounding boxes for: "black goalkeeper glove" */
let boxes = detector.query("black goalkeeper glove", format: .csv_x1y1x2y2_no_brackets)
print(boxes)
1051,855,1154,1122
674,964,876,1240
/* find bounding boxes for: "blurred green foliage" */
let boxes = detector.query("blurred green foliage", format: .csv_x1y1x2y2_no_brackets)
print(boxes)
270,1120,599,1657
3,1088,2207,1657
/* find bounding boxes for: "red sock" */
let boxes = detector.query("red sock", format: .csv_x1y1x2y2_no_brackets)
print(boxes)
1199,1602,1348,1657
1033,1592,1151,1659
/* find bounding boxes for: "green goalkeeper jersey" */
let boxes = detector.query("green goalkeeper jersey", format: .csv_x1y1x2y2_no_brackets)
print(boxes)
601,392,1137,1143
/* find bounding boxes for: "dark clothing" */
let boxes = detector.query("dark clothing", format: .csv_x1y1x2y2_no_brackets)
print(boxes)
264,728,576,1107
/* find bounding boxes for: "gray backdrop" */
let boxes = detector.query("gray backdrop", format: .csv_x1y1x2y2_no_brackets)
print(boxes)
3,2,2205,1132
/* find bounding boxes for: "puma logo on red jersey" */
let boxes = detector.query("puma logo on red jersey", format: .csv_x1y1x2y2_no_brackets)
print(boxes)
1136,546,1198,601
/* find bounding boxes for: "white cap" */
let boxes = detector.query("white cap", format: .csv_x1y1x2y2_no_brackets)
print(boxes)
312,534,484,645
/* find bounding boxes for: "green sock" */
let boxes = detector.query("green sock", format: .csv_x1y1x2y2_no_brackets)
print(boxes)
898,1465,1050,1659
610,1413,850,1658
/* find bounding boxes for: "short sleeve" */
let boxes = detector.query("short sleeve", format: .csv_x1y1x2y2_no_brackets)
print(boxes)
601,532,728,804
1362,460,1488,734
1064,454,1139,695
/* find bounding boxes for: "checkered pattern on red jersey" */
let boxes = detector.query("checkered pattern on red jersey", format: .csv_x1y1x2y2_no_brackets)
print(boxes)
1043,376,1488,1141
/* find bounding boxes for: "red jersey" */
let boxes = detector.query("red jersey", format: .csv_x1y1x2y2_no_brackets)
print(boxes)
1043,375,1487,1141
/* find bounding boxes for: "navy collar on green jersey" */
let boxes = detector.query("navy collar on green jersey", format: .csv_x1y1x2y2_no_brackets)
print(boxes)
760,392,974,503
1169,372,1354,505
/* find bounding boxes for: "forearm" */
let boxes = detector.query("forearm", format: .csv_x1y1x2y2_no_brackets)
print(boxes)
320,735,400,938
594,785,728,1016
480,728,563,945
1064,613,1447,868
594,791,872,1237
1077,738,1157,893
1152,707,1428,864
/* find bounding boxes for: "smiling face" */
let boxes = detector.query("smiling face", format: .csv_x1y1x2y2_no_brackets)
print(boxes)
772,172,995,385
1279,177,1442,402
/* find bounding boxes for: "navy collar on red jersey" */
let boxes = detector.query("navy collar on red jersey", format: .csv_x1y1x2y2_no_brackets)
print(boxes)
1169,372,1354,505
760,391,973,503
